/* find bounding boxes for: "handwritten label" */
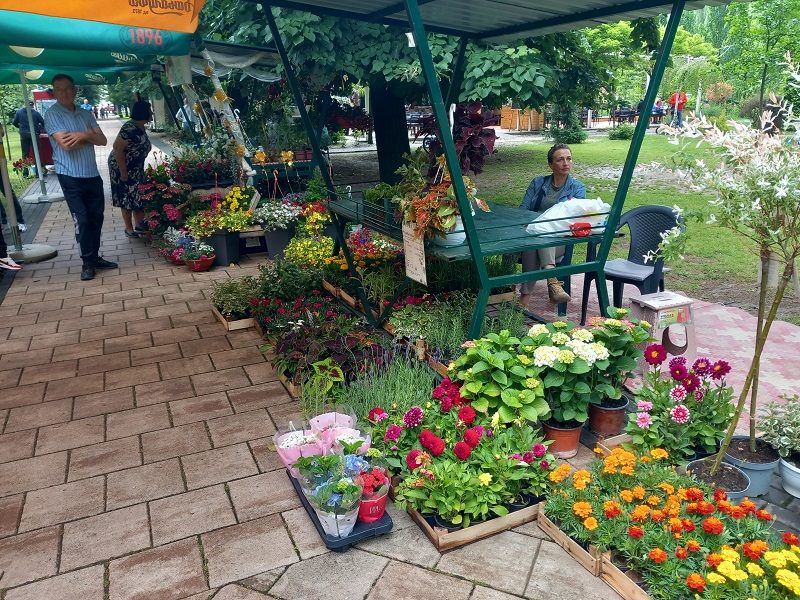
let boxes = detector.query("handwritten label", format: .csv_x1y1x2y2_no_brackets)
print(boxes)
402,223,427,286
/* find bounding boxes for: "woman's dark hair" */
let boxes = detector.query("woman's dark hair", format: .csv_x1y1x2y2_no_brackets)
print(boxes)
131,101,152,121
547,143,571,163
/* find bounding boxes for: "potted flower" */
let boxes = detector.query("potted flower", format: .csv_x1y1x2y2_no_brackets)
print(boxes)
759,394,800,498
394,155,490,244
294,453,363,538
272,425,325,476
526,321,611,458
355,449,391,523
168,137,236,191
12,157,34,178
184,187,255,265
585,308,652,435
209,276,260,327
139,179,192,236
450,329,551,425
181,240,216,272
251,199,303,259
625,344,736,463
393,458,471,531
153,227,193,264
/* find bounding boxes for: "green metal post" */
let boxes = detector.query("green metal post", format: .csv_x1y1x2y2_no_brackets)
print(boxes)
403,0,490,339
261,2,377,327
444,37,468,110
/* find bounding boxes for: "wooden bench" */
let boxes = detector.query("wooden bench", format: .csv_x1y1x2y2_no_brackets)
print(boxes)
327,197,610,337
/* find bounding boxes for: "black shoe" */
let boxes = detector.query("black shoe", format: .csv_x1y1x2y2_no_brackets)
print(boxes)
94,257,118,269
81,264,96,280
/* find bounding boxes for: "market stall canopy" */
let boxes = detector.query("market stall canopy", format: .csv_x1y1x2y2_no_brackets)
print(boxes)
0,0,205,35
192,39,281,82
0,66,149,86
252,0,742,44
0,10,192,55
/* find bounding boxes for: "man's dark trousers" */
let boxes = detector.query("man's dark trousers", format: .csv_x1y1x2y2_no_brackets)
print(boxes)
57,175,104,264
20,133,34,161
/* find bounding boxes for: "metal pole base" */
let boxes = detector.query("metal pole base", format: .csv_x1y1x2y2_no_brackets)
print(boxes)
8,244,58,264
22,192,64,204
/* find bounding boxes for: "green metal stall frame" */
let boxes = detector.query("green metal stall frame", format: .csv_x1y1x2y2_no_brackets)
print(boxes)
254,0,689,339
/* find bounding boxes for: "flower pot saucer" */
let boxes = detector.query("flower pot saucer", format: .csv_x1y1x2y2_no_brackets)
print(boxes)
287,469,393,551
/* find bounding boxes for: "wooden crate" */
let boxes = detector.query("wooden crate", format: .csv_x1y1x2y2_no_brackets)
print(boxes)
487,291,516,305
537,503,601,576
600,553,652,600
278,372,301,398
407,502,538,551
596,433,633,456
425,353,450,378
211,304,256,331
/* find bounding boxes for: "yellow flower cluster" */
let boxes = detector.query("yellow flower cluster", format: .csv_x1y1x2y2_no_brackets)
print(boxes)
716,560,748,581
285,236,334,268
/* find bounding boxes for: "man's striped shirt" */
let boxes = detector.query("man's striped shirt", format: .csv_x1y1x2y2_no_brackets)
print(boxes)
44,103,100,178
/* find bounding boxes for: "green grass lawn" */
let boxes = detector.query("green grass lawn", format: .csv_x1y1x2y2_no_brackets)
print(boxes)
473,134,771,314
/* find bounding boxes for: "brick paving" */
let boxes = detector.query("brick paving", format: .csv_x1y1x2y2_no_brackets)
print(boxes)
0,119,798,599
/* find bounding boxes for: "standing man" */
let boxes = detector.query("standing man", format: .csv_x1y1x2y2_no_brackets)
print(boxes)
45,74,116,281
668,90,688,128
11,101,45,171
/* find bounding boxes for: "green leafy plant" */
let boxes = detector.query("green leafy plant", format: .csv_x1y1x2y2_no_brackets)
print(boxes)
451,329,551,424
209,276,260,319
588,307,652,398
608,123,635,140
759,394,800,460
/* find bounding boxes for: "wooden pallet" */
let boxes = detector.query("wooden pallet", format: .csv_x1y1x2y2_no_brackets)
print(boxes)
595,433,633,456
537,503,601,576
211,304,256,331
600,553,651,600
407,502,538,552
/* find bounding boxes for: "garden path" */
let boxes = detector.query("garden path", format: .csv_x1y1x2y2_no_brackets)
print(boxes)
0,119,796,599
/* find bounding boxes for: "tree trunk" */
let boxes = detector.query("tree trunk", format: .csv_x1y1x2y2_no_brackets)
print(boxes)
371,83,410,185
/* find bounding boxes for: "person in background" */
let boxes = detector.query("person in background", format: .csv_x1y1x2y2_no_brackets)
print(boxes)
175,101,196,136
668,90,688,127
636,98,646,115
11,101,45,176
0,225,22,271
45,74,114,281
81,99,93,112
0,123,27,232
108,101,152,238
93,106,99,120
99,107,106,120
518,143,587,308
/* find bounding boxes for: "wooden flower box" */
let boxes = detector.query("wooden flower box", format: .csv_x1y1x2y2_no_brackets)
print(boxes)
211,304,256,331
407,501,539,552
537,502,601,576
596,433,633,456
600,552,651,600
487,291,516,304
278,372,301,399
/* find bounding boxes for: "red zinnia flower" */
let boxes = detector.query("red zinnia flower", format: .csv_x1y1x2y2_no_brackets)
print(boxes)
697,501,715,515
713,489,728,502
454,441,471,460
686,487,704,501
463,428,481,448
644,344,667,365
681,518,696,532
429,437,445,456
420,429,435,448
457,406,476,425
406,449,422,470
783,532,800,546
670,363,688,381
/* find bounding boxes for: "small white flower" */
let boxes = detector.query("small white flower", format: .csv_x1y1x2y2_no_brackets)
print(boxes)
706,214,717,224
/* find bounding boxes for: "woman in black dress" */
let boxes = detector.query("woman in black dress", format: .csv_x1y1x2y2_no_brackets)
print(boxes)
109,101,153,238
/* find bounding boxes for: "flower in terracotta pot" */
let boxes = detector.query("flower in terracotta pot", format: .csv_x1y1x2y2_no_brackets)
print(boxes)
180,240,215,262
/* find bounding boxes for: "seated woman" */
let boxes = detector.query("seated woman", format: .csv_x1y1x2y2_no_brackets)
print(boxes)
518,143,587,308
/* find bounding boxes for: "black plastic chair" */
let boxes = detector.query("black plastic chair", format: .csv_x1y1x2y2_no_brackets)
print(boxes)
580,204,681,325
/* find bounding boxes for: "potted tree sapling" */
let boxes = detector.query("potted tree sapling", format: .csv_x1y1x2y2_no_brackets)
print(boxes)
667,58,800,492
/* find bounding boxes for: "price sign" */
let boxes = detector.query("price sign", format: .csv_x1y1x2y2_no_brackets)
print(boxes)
657,305,692,329
402,223,427,286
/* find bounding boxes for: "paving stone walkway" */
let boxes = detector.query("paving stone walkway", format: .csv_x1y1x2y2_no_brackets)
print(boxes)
0,119,797,600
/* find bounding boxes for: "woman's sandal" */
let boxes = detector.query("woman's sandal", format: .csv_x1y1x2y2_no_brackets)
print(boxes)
124,231,140,239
